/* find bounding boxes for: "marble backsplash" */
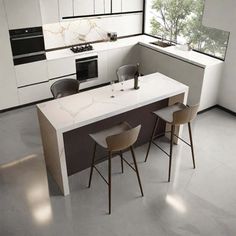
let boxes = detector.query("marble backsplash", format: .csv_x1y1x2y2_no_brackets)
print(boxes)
43,13,142,50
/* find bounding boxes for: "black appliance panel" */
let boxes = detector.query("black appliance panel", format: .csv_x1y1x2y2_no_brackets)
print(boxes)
9,27,46,65
76,56,98,82
13,53,46,65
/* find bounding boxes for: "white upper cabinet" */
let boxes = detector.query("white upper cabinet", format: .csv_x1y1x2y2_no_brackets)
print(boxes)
59,0,73,19
74,0,94,16
4,0,42,29
0,0,19,110
95,0,111,14
122,0,143,12
112,0,122,13
39,0,60,24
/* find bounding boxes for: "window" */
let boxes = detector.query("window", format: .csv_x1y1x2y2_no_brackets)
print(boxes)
144,0,229,60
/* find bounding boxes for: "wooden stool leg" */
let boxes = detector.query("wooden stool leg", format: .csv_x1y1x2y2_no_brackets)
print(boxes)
188,122,196,169
168,125,175,182
88,143,97,188
120,151,124,174
108,151,112,215
130,146,144,197
145,117,160,162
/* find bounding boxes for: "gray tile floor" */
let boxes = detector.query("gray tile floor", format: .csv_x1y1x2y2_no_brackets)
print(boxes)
0,106,236,236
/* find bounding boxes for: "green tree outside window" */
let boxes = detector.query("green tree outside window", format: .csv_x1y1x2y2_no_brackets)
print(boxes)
147,0,229,59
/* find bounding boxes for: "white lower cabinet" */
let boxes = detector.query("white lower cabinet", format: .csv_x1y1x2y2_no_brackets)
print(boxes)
47,57,76,79
15,61,49,87
139,45,222,111
18,82,52,105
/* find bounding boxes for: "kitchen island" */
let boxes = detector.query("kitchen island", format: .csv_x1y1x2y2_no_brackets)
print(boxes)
37,72,188,196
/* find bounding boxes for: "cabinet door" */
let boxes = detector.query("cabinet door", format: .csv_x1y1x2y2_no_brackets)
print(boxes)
122,0,143,12
15,61,49,87
0,0,19,110
104,0,111,13
59,0,73,19
47,57,76,79
95,0,105,14
4,0,42,29
40,0,59,24
74,0,94,16
18,82,52,105
112,0,122,13
139,45,171,76
139,45,204,106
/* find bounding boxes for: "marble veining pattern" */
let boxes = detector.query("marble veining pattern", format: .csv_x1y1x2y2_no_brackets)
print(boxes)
43,19,108,49
43,13,143,50
37,73,188,132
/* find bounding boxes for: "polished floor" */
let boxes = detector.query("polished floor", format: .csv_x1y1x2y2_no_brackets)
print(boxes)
0,106,236,236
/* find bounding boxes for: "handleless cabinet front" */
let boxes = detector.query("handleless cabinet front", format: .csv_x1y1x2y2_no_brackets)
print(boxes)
4,0,42,29
15,61,49,87
47,57,76,79
74,0,94,16
95,0,111,14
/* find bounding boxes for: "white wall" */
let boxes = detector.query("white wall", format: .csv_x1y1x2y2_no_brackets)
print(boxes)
203,0,236,112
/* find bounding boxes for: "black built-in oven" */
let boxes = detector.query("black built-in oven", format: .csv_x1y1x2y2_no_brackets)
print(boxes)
9,27,46,65
76,55,98,82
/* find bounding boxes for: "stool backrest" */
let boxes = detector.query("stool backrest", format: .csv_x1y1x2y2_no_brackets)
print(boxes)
173,104,199,125
116,64,138,81
106,125,141,152
51,79,80,99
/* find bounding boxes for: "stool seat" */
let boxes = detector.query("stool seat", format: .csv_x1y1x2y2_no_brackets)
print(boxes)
153,103,186,124
89,122,131,149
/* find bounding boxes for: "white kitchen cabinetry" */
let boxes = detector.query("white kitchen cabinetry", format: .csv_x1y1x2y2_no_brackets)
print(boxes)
47,57,76,79
18,82,52,105
0,0,19,110
122,0,143,12
95,0,111,14
15,61,49,87
40,0,59,24
74,0,94,16
4,0,42,29
112,0,122,13
139,45,222,110
59,0,73,19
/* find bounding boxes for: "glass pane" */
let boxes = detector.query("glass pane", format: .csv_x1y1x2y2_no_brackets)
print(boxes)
145,0,229,60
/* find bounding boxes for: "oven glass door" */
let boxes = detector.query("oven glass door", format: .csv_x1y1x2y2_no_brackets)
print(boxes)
76,56,98,82
11,36,45,56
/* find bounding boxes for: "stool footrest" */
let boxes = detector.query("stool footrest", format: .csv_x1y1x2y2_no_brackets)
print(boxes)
93,165,109,185
154,132,191,147
152,141,171,158
122,157,136,172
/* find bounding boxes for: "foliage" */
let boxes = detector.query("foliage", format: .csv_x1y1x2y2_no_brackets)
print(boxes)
150,0,229,59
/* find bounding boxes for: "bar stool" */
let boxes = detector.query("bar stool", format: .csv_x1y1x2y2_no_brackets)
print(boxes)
50,79,79,99
116,64,139,81
88,122,144,214
145,103,199,182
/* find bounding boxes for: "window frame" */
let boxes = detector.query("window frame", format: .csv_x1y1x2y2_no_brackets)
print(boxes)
142,0,230,61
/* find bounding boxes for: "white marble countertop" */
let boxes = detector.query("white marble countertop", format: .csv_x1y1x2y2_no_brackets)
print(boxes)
37,72,188,133
46,35,223,68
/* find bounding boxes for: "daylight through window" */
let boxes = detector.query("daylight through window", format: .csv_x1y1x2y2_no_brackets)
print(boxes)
144,0,229,60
